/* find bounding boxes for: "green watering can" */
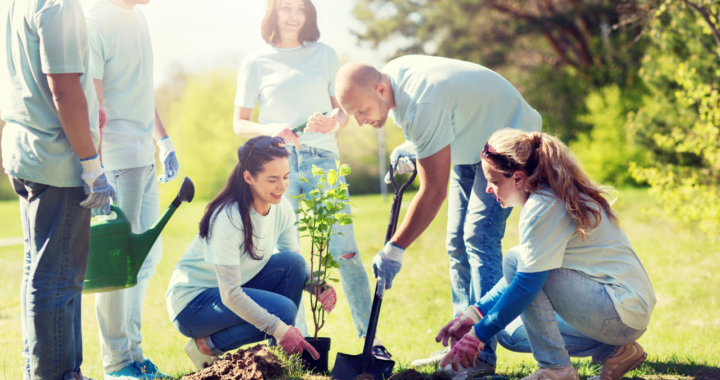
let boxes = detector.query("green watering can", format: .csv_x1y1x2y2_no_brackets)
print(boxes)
83,177,195,294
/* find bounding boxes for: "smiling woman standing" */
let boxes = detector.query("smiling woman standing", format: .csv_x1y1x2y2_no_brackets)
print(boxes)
232,0,386,356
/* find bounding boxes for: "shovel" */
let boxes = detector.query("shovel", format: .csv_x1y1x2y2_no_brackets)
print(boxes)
331,163,418,380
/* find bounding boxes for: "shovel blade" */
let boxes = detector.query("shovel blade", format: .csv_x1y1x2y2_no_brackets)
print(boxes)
331,352,395,380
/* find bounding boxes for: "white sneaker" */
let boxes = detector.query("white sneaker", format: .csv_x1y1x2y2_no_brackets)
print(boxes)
411,347,450,367
184,338,219,371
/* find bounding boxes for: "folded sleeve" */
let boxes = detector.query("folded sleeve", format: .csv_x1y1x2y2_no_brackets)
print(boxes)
516,195,576,273
216,265,280,334
36,3,87,74
234,57,260,108
406,103,455,160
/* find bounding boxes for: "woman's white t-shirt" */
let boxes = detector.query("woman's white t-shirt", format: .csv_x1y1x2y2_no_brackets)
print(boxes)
234,42,341,154
515,189,656,330
165,198,299,321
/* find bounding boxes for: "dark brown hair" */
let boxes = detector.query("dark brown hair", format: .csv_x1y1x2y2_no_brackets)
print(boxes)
199,136,290,260
261,0,320,46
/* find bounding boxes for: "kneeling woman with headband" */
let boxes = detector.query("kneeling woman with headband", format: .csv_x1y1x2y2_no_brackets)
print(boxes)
165,136,335,370
438,129,656,380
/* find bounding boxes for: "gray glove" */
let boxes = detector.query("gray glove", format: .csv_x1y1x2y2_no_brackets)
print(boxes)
80,154,117,214
372,242,405,297
384,140,417,183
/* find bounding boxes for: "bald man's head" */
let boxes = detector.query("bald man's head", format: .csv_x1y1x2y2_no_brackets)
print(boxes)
335,62,394,128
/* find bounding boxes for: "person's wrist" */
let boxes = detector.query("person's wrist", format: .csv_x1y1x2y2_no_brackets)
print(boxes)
157,136,174,154
80,154,102,173
381,241,405,262
271,320,290,341
462,306,483,323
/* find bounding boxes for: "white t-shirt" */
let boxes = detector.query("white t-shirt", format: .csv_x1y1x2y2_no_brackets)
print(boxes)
234,42,340,154
516,188,656,330
382,55,542,165
85,0,156,170
165,198,300,321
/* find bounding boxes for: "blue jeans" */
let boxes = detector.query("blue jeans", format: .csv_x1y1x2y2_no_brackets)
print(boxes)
173,252,306,353
286,145,372,338
446,163,512,365
95,165,162,373
12,176,91,380
500,247,646,368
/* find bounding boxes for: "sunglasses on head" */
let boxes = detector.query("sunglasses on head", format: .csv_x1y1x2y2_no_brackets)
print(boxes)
245,136,286,169
481,142,518,174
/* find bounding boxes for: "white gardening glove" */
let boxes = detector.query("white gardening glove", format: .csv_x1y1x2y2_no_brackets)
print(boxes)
267,123,300,147
384,140,417,183
79,154,117,216
372,242,404,297
157,136,179,183
304,108,341,134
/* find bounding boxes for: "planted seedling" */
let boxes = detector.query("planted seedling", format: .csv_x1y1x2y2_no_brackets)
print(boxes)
290,160,353,339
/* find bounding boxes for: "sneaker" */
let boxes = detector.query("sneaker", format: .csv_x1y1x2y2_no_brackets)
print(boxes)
372,345,393,361
411,346,450,368
588,342,647,380
441,356,495,377
521,367,579,380
136,358,171,379
105,362,157,380
184,337,218,371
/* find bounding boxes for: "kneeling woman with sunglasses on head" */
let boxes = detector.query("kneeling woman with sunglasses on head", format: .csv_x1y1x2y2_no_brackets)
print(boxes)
438,129,656,380
165,136,335,370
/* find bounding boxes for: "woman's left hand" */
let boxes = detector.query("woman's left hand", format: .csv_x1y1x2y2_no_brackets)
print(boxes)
440,330,486,371
305,108,341,134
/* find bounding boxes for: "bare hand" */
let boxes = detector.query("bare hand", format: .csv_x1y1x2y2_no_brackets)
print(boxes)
271,127,300,147
305,108,341,134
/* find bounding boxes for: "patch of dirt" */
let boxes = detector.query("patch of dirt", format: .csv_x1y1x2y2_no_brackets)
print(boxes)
694,370,720,380
389,369,424,380
354,373,375,380
182,344,283,380
429,371,453,380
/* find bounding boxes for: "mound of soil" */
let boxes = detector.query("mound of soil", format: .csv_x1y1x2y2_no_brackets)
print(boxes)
390,369,423,380
354,374,375,380
182,344,283,380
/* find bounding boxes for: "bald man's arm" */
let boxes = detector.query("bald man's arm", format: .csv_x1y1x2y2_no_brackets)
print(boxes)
389,144,451,249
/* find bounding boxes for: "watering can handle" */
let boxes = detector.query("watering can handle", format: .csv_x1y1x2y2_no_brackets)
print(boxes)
108,205,128,222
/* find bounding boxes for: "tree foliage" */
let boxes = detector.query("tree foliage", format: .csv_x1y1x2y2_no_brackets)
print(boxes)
628,0,720,235
353,0,649,141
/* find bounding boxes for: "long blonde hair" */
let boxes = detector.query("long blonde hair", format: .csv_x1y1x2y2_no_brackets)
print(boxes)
484,129,618,238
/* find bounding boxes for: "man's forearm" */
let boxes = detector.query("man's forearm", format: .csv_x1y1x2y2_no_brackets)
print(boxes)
389,185,446,249
233,118,269,138
49,73,97,160
153,108,169,140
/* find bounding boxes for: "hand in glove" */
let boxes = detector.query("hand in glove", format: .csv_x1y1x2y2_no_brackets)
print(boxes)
372,242,404,297
157,136,179,183
436,306,483,347
440,329,486,372
305,108,341,134
268,123,300,147
272,323,320,360
384,140,417,183
80,154,117,215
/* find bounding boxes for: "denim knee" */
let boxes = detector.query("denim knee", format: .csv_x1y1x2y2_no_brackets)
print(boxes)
502,246,522,283
275,297,299,326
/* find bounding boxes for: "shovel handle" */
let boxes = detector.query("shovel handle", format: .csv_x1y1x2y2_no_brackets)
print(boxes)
362,161,418,372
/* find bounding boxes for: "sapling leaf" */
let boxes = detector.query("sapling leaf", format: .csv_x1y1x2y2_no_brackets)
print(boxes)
299,177,310,184
328,170,337,185
339,165,351,176
328,278,339,282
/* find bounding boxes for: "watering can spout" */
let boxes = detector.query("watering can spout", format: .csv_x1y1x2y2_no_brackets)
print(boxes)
130,177,195,273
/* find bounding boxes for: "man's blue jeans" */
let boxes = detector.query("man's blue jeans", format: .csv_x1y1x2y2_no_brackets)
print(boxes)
95,165,162,373
172,252,306,353
286,145,372,338
12,176,91,380
498,247,647,368
446,163,513,365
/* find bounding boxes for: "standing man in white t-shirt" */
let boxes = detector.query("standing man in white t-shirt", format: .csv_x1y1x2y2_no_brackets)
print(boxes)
1,0,115,379
335,56,542,374
85,0,178,378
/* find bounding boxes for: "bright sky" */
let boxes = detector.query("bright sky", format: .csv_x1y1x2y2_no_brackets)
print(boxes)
78,0,398,87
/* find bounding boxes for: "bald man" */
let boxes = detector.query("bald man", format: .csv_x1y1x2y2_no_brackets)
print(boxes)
336,55,542,374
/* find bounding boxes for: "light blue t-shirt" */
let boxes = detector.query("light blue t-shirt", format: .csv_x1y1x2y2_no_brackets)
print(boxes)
0,0,100,187
85,0,156,170
516,189,656,330
382,55,542,165
165,198,300,321
235,42,340,154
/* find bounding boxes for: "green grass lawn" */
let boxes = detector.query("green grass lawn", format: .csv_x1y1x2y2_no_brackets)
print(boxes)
0,188,718,380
